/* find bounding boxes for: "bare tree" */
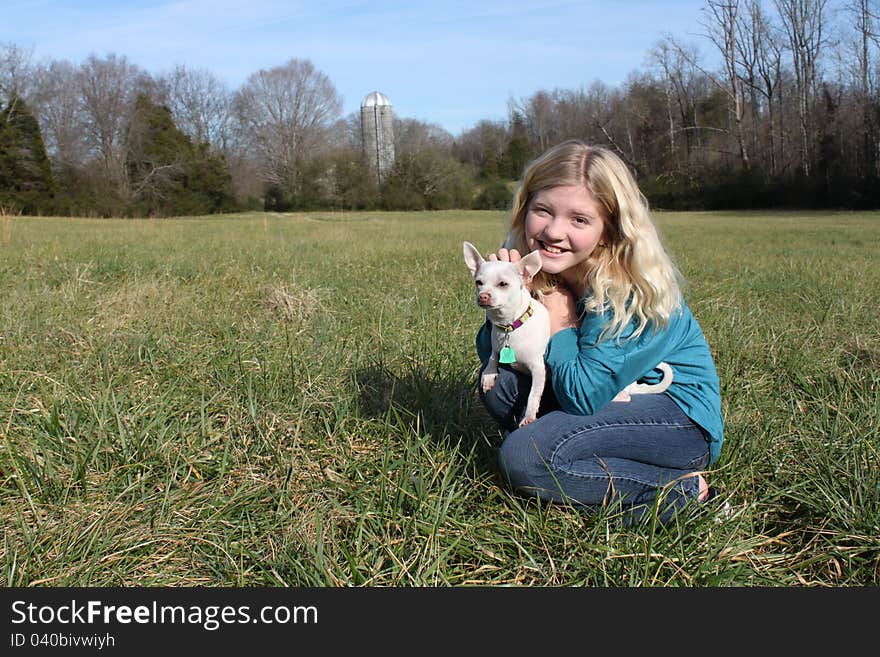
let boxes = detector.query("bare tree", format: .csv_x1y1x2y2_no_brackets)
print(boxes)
774,0,831,176
652,41,683,168
77,53,151,198
161,65,233,151
651,38,706,171
738,0,784,175
583,80,639,171
454,119,508,175
384,117,469,207
233,58,341,194
337,112,364,152
844,0,880,176
393,117,454,154
552,88,592,141
700,0,751,169
0,42,35,105
519,90,556,152
30,60,90,171
664,6,752,172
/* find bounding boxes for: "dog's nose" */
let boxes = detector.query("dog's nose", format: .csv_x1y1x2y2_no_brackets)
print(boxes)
478,292,491,304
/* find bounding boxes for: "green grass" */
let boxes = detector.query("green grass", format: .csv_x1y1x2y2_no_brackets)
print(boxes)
1,209,878,586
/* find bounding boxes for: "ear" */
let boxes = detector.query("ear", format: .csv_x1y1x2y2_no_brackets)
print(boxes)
518,250,543,281
462,241,485,277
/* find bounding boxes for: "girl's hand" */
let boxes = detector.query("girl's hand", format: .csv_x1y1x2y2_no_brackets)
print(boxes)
489,247,530,291
488,247,521,263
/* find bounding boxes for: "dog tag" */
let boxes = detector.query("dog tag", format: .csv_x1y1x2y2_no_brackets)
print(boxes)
499,347,516,364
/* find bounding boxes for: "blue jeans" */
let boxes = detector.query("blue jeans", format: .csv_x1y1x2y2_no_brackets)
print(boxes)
480,364,711,523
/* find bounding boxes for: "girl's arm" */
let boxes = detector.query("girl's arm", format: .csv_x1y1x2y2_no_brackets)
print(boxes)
544,307,676,416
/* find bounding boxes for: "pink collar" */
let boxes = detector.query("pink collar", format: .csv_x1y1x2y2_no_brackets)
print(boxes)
497,303,534,332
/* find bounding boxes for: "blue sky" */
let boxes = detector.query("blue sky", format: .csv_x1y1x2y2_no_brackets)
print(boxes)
3,0,713,135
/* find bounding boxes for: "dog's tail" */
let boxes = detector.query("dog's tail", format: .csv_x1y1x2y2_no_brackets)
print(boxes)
629,362,673,394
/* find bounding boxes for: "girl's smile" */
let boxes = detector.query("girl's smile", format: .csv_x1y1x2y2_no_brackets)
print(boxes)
524,184,607,283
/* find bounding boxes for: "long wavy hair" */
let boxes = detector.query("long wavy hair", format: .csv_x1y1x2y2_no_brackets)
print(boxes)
503,140,683,341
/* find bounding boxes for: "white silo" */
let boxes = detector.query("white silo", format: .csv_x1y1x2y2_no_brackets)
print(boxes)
360,91,395,185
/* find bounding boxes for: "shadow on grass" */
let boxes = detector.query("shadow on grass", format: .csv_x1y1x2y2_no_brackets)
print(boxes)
353,360,502,474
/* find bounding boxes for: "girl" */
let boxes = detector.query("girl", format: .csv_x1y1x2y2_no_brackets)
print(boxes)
476,140,724,522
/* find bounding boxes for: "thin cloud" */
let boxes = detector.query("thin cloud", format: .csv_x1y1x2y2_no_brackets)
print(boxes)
2,0,709,135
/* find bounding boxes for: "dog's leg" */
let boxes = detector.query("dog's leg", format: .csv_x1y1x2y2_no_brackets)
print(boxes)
519,361,545,426
481,352,499,393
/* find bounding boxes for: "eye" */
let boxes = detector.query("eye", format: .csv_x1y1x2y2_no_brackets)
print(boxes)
498,281,509,287
475,279,482,286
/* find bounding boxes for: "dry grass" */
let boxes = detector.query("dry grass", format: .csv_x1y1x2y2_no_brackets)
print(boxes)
263,283,328,325
1,205,19,247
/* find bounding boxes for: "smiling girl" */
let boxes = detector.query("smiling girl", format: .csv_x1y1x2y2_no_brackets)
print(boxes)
476,140,725,523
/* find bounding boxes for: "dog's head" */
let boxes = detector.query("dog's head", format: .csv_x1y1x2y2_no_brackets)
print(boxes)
462,241,541,310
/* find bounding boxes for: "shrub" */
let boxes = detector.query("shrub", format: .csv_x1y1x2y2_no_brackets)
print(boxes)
473,178,513,210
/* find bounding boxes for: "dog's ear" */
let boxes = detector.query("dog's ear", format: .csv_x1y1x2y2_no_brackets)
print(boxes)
518,250,542,282
462,241,485,277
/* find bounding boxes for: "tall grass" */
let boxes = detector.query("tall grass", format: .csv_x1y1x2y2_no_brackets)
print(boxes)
1,206,17,248
0,210,877,586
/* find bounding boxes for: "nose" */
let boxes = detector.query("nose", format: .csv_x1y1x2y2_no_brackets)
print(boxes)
540,217,565,241
478,292,491,304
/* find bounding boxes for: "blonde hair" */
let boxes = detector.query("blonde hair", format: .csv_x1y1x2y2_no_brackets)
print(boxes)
504,140,683,341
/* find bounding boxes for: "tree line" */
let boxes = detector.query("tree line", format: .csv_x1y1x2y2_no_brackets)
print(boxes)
2,0,878,217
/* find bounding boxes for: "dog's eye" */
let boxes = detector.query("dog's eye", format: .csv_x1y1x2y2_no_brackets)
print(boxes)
498,281,509,287
475,279,482,286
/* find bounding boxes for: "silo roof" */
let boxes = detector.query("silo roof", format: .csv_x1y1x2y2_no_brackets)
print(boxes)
361,91,392,107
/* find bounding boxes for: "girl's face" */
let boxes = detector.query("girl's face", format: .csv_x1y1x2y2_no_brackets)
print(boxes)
524,184,607,281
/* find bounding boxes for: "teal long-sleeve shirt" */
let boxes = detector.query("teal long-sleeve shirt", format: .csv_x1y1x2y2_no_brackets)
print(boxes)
476,299,724,464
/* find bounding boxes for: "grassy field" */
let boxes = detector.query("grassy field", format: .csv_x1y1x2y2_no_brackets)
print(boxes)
0,209,877,586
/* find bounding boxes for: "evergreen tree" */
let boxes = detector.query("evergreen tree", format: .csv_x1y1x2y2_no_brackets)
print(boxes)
0,94,55,213
127,94,235,216
498,135,532,180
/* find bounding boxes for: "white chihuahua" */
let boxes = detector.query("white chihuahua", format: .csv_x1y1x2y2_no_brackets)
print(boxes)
463,242,674,426
463,241,550,426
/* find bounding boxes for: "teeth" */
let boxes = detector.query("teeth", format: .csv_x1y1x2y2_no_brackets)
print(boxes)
543,243,564,254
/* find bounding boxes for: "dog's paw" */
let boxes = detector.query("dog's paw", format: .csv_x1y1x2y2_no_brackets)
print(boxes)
612,390,632,402
481,373,498,393
519,416,537,427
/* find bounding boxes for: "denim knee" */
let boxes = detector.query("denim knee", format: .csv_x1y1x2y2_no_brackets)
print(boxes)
497,427,548,493
478,366,526,433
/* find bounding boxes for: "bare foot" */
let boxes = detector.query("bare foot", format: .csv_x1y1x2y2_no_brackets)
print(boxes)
697,474,709,501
